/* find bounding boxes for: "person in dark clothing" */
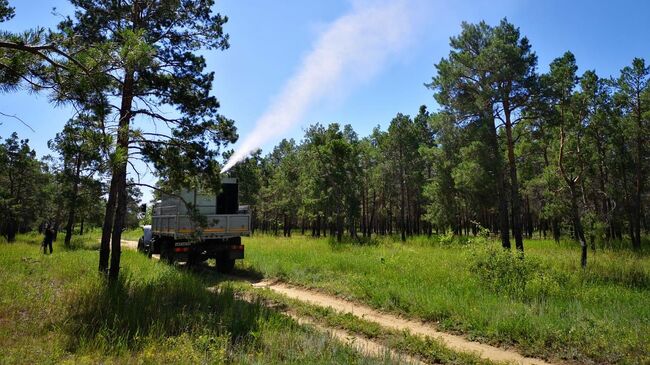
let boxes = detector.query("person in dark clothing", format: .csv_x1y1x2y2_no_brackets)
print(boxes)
42,226,54,254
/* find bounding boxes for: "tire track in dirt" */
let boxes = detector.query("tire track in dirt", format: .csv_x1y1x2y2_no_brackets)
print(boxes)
288,313,426,364
251,280,554,365
121,240,139,250
207,285,425,365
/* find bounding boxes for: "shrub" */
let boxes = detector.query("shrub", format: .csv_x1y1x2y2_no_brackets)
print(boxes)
470,243,574,301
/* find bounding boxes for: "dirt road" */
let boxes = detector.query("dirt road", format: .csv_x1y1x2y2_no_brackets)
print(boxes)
121,240,139,250
271,308,425,364
252,280,554,365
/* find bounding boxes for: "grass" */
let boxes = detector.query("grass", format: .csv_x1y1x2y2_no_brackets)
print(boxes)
231,283,499,365
76,227,144,241
240,234,650,364
13,227,143,251
0,239,405,364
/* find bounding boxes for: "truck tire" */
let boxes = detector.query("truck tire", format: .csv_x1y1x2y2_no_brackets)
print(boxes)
187,252,203,267
137,237,145,253
146,240,154,259
216,258,235,273
160,240,175,264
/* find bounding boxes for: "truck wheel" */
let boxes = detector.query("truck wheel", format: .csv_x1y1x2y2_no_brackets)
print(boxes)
160,241,175,264
137,237,145,253
216,258,235,273
187,252,201,268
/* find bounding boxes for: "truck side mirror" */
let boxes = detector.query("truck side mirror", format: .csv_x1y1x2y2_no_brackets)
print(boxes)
140,203,147,213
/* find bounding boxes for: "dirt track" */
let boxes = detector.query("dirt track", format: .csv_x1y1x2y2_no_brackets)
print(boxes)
121,240,139,250
252,280,554,365
280,311,425,364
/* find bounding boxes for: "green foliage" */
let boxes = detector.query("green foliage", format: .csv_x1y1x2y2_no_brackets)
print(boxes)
470,243,573,300
0,0,13,22
0,133,53,241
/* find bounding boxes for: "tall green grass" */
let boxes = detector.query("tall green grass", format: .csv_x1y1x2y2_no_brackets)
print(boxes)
0,241,402,364
241,234,650,364
12,227,142,251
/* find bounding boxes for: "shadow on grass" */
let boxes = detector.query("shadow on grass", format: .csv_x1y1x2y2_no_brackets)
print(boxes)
65,267,271,353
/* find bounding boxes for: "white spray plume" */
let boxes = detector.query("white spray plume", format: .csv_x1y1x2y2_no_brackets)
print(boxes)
222,0,428,173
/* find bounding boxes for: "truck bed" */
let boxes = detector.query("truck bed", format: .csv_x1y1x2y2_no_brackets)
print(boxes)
152,213,250,239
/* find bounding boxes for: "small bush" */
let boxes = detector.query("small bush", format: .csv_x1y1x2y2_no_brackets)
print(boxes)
470,243,574,301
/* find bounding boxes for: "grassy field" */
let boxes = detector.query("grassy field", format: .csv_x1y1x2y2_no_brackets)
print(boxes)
0,240,406,364
77,227,144,242
10,227,144,249
240,234,650,364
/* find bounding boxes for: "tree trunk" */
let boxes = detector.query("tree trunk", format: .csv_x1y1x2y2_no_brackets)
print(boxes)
569,185,588,268
109,166,127,280
399,149,407,242
487,115,511,249
64,153,83,247
504,103,524,251
107,69,135,280
6,219,16,242
559,125,587,268
99,174,118,273
336,214,343,243
633,86,644,250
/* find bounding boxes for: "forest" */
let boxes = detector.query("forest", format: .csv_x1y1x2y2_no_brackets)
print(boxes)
230,20,649,265
1,9,648,268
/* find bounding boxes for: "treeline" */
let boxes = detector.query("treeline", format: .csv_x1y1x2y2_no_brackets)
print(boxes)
0,125,142,244
231,19,649,258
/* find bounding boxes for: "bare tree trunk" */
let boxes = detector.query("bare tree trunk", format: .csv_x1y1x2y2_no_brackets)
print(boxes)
487,116,511,249
99,174,117,273
336,214,343,243
569,186,588,268
64,154,82,247
632,84,644,250
504,102,524,252
109,166,127,280
107,69,135,280
559,126,587,268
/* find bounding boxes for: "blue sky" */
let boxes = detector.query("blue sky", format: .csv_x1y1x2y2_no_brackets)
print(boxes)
1,0,648,201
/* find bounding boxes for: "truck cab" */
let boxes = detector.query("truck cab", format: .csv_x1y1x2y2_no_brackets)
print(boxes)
146,178,250,272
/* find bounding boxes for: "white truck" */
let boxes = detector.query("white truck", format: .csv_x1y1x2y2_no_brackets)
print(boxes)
138,177,250,273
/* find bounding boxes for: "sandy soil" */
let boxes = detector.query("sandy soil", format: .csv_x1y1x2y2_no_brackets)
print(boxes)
121,240,139,250
252,280,554,365
290,312,426,364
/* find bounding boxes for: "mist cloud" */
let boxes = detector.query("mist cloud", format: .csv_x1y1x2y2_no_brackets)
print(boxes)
222,0,428,172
